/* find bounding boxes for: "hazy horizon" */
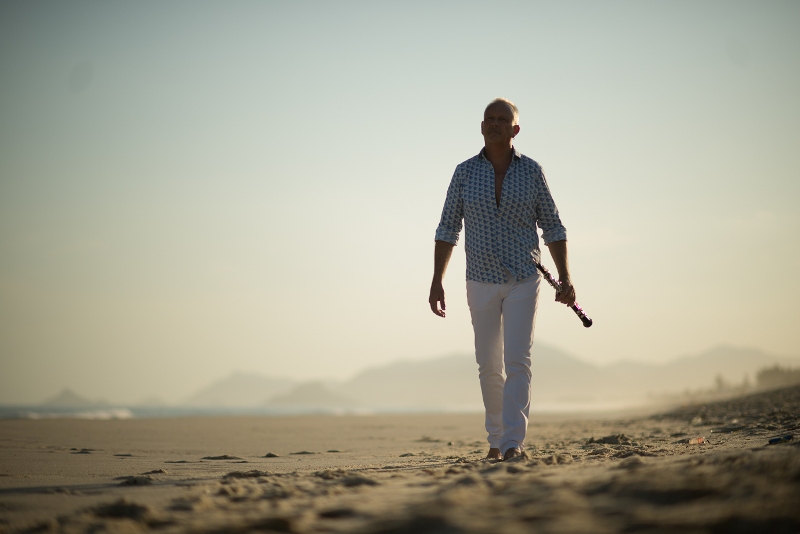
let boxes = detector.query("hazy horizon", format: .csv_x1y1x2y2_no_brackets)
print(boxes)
2,1,799,405
9,342,800,407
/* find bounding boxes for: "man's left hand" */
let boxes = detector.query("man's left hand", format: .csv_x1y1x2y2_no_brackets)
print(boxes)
555,280,576,306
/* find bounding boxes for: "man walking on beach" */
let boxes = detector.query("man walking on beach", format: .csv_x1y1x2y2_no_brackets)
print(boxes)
429,98,576,461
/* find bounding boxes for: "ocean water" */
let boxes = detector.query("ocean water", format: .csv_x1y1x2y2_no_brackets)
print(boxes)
0,405,471,419
0,400,648,419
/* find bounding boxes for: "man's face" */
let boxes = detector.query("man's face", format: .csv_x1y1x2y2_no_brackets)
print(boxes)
481,103,519,145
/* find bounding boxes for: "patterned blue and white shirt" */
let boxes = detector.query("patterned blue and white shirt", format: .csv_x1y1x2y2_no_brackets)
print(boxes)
435,148,567,284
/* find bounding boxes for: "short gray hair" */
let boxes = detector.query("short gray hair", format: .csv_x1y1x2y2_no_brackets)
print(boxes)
485,98,519,124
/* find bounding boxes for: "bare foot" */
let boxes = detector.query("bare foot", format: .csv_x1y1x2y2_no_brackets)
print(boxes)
503,447,528,461
485,448,502,460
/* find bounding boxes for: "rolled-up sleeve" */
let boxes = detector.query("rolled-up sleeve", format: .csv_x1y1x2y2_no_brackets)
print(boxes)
434,166,464,245
533,167,567,245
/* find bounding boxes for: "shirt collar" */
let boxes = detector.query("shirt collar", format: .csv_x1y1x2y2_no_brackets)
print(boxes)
480,147,521,160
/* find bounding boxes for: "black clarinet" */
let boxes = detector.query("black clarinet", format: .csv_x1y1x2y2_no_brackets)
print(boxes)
534,261,593,328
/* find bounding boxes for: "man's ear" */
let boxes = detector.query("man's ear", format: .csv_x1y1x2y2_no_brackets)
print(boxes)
512,124,520,137
480,120,485,134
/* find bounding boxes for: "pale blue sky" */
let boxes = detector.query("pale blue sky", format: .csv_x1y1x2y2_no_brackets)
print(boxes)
1,1,798,404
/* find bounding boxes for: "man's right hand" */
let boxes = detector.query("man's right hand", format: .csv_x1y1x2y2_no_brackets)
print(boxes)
429,281,446,317
429,240,455,318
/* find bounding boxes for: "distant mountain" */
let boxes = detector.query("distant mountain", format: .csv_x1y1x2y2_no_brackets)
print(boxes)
337,345,605,407
335,345,596,409
598,345,800,399
266,382,359,408
41,389,109,408
332,344,800,409
336,354,481,409
172,345,800,411
530,345,600,402
182,372,296,408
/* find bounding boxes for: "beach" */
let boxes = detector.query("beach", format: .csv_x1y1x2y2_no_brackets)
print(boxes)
1,385,798,533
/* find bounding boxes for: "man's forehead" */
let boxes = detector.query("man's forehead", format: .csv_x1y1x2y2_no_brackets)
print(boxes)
484,102,515,118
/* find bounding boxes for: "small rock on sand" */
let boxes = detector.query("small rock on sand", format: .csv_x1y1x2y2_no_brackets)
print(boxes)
768,434,793,445
202,455,242,460
290,451,316,455
319,507,356,518
263,452,279,458
116,476,153,486
673,437,706,445
340,476,378,487
93,499,152,521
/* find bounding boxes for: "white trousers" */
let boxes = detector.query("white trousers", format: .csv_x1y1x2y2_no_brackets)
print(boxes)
466,273,540,453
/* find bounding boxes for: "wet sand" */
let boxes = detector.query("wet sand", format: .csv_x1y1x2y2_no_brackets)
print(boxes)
1,385,798,533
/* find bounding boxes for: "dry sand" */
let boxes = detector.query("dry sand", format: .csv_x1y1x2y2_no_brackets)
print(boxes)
1,385,798,533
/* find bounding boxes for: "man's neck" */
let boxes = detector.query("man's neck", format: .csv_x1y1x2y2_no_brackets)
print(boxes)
483,142,514,166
